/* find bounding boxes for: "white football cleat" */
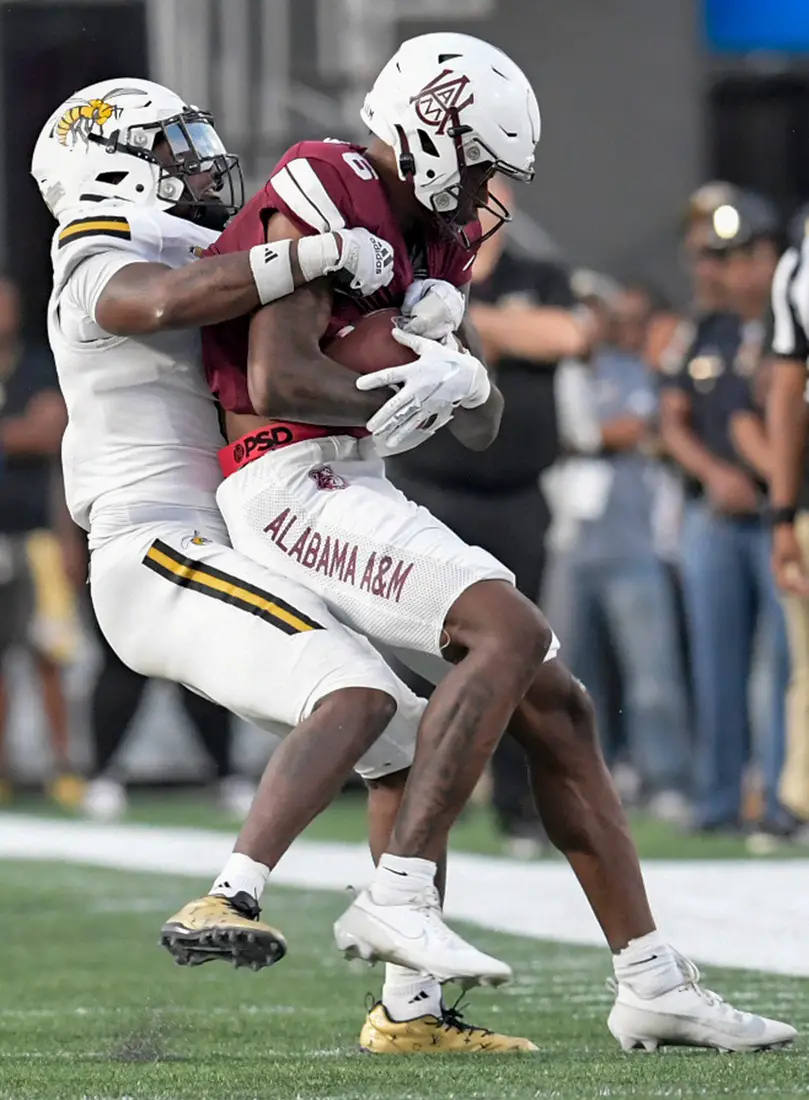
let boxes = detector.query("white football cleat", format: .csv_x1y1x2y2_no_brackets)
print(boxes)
333,885,512,989
609,956,797,1052
83,777,127,822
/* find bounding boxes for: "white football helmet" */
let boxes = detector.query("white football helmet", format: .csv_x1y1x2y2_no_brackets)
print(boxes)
361,33,540,245
31,78,242,229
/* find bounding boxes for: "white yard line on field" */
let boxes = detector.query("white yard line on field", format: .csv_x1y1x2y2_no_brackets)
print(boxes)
0,814,807,978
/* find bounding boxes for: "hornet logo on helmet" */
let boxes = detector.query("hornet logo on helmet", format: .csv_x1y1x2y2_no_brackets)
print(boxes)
54,86,143,147
409,69,474,136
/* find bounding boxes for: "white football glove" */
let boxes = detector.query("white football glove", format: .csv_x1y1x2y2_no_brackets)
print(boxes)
400,278,466,340
330,227,395,295
356,327,491,453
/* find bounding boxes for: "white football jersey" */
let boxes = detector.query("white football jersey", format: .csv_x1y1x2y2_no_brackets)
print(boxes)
48,202,225,545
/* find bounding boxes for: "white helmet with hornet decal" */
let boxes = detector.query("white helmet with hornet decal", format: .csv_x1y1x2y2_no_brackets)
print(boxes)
361,33,540,244
31,78,242,230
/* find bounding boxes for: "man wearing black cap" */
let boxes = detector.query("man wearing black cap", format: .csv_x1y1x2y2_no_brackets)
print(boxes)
660,190,789,835
766,202,809,829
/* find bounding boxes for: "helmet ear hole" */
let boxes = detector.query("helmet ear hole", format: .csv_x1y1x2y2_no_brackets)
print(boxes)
96,171,127,185
417,130,440,158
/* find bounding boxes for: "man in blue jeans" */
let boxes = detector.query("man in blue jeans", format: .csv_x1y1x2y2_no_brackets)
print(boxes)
563,284,691,822
660,191,790,834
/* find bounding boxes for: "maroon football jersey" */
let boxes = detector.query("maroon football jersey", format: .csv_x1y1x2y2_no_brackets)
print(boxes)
203,139,480,416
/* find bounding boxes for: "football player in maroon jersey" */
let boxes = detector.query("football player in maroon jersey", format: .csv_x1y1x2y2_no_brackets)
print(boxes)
188,34,795,1054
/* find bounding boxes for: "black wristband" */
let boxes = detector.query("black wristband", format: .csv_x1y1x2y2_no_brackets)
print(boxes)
769,506,797,527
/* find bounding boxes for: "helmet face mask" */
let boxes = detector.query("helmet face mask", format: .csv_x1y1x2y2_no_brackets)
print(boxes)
31,80,243,228
362,33,540,249
116,110,243,230
427,127,534,247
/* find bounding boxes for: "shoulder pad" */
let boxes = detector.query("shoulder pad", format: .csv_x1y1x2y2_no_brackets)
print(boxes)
50,205,162,296
57,212,132,250
54,204,163,258
267,139,379,234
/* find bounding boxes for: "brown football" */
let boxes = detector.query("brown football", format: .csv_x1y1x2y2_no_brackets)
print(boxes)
324,307,418,375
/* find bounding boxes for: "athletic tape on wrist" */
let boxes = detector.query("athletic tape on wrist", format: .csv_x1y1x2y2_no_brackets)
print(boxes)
297,233,341,283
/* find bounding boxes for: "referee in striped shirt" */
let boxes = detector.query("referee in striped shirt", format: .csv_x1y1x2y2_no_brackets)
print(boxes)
767,202,809,828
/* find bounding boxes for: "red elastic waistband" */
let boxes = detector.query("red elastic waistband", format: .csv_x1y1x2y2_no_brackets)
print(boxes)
219,422,366,477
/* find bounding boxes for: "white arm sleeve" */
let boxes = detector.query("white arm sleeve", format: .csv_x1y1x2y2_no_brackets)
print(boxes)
771,246,809,362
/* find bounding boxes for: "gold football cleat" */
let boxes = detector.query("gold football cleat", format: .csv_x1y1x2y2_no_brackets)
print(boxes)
160,892,286,970
359,1001,538,1054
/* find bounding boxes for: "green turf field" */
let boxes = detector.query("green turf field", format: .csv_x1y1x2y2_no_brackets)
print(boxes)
1,859,806,1100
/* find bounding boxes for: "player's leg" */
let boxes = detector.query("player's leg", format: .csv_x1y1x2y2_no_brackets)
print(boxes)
382,578,549,857
89,521,502,974
357,765,536,1054
511,657,795,1052
220,440,551,982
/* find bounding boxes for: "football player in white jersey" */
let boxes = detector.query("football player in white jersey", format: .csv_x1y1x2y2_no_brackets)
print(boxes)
32,76,420,961
33,78,539,1056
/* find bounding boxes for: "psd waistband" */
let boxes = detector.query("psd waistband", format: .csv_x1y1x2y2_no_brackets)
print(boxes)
219,422,366,477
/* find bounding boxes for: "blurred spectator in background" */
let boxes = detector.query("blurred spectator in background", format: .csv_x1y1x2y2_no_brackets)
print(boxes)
557,284,691,823
386,177,593,856
0,274,83,807
683,182,741,314
660,191,790,836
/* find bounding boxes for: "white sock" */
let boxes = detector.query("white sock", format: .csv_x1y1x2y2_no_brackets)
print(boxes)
369,853,437,906
382,964,443,1021
613,930,683,997
210,853,270,903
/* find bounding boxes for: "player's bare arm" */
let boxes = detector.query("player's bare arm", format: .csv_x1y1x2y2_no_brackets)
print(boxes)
95,225,390,337
96,252,285,336
241,214,389,428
